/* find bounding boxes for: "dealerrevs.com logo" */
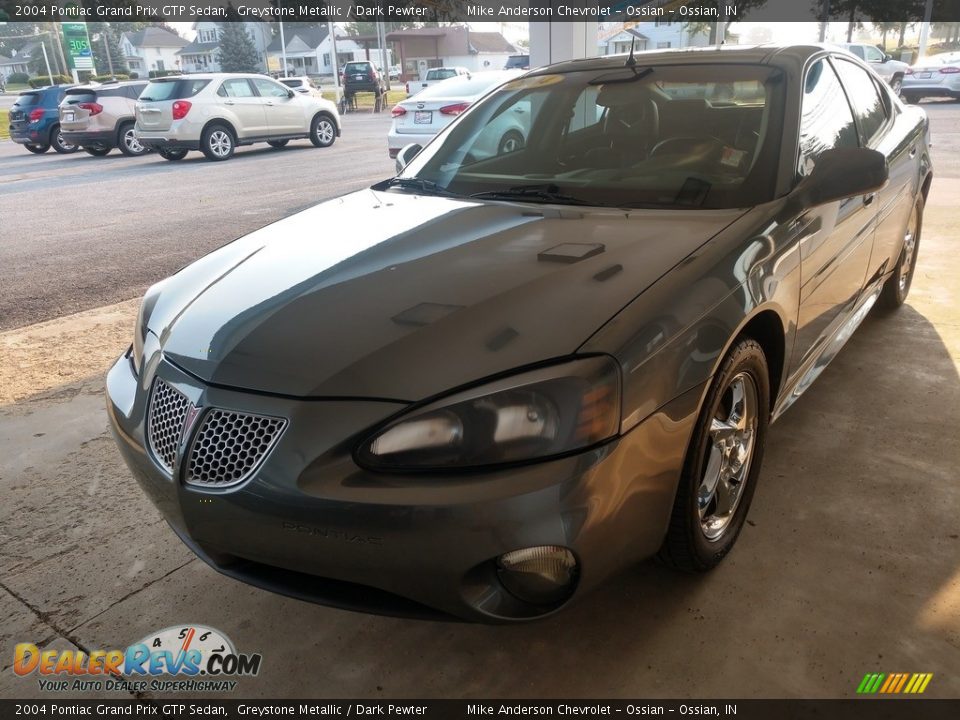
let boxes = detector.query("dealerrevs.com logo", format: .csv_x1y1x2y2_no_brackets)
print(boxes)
13,625,262,693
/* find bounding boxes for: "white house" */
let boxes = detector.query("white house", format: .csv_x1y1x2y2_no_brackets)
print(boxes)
177,21,272,74
387,27,518,81
266,26,392,77
120,26,187,76
0,53,31,80
598,21,711,56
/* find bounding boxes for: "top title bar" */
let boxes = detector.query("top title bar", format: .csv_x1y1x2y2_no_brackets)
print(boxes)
1,0,959,22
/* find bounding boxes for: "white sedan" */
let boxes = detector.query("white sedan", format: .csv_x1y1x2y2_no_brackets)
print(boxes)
387,70,524,160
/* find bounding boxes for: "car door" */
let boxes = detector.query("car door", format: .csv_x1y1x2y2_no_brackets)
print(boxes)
216,78,266,138
832,57,918,286
789,57,878,377
251,77,304,135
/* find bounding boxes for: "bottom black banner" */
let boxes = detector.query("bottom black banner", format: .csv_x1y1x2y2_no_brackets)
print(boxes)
1,700,959,719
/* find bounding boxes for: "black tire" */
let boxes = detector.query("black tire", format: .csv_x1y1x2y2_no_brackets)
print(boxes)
25,143,49,154
200,123,235,161
902,93,919,104
658,338,770,572
310,113,336,148
117,122,148,157
267,139,289,149
498,129,525,155
83,146,111,157
158,148,188,161
890,75,903,96
50,125,78,154
877,195,923,311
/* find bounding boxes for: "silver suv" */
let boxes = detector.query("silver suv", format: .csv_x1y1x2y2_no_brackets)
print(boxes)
135,73,341,161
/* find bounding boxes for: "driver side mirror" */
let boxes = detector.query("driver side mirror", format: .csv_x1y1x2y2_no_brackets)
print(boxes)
395,143,422,173
793,147,888,208
287,89,295,99
883,53,893,62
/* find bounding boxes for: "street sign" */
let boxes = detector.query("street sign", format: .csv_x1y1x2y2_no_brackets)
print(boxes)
61,22,95,71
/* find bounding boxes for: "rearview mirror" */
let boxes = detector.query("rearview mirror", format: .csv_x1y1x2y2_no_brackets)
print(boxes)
793,147,888,208
395,143,422,173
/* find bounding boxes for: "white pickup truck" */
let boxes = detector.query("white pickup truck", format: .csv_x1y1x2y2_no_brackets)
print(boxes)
405,67,471,97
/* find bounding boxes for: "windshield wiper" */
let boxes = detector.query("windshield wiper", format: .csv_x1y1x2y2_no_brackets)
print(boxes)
374,177,463,198
470,184,593,206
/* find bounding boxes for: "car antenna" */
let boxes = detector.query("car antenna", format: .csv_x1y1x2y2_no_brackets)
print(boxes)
626,35,637,68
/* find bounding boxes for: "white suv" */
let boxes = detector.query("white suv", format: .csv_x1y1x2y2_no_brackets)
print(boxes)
135,73,340,161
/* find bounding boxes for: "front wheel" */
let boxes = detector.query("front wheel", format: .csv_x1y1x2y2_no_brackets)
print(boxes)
658,338,770,572
877,196,923,311
890,75,903,95
158,148,188,161
50,126,78,154
310,114,336,148
25,143,49,154
83,146,111,157
201,124,235,161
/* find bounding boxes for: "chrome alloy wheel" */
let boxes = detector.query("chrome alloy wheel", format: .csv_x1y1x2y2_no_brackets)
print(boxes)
58,132,76,151
209,130,232,158
899,205,918,293
124,128,144,154
698,372,759,541
315,119,335,144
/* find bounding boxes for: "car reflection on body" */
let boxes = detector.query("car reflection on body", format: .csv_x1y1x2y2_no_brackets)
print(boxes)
387,70,523,160
108,45,932,622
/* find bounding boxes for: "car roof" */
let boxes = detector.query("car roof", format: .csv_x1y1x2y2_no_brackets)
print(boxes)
527,44,836,76
147,72,275,81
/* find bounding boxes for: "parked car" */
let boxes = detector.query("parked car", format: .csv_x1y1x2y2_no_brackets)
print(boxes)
341,60,385,97
836,42,910,93
8,85,78,154
901,51,960,103
405,66,471,97
134,73,340,162
109,45,931,623
279,76,324,99
388,70,523,161
59,81,150,156
504,54,530,70
389,65,402,81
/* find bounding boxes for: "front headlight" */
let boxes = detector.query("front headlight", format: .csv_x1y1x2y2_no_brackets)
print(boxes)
357,356,621,471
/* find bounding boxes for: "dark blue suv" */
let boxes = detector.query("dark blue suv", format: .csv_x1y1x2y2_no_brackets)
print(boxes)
8,85,79,155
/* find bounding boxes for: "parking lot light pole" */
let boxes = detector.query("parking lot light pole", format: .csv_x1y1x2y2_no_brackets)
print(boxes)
329,20,341,102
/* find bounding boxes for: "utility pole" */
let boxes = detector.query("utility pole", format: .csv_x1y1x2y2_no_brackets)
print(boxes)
100,30,115,78
277,1,288,77
328,20,341,102
39,40,53,84
918,0,934,59
379,21,390,91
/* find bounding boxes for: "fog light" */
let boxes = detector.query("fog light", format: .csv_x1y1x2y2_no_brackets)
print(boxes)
497,546,578,606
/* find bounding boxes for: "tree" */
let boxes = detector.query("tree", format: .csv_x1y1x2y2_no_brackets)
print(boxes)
218,21,260,73
88,22,129,76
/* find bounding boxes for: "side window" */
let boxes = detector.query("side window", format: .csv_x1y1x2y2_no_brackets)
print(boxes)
833,59,888,145
863,46,885,63
252,78,289,98
566,86,604,133
218,79,255,98
847,45,865,59
797,59,859,178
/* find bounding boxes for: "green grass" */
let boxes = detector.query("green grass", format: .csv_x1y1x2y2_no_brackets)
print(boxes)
4,83,28,92
0,110,9,140
322,89,406,110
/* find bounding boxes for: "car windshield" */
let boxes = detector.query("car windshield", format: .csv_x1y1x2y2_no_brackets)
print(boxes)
397,63,786,209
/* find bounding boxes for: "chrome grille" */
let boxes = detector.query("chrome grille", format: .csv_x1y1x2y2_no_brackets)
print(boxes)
186,410,286,488
147,379,191,474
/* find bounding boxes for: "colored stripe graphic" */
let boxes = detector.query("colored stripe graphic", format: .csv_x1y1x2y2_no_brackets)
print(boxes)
857,672,933,694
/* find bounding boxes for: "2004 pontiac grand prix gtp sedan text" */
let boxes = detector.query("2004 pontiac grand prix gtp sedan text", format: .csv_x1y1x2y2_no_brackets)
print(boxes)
107,45,932,622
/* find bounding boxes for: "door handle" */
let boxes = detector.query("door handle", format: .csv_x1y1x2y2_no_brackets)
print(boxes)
909,146,917,158
863,193,876,206
224,100,235,105
265,102,274,107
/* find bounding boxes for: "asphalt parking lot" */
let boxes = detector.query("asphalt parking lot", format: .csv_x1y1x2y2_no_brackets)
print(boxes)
1,103,959,699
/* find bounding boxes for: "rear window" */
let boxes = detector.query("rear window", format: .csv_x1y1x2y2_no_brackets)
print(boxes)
14,93,41,107
280,79,302,88
140,78,210,102
345,62,371,72
418,74,507,99
429,69,458,80
63,89,97,104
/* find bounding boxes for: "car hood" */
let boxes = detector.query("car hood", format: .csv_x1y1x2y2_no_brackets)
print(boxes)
150,189,745,400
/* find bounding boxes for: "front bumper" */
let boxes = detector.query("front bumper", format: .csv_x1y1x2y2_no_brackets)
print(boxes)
107,349,700,622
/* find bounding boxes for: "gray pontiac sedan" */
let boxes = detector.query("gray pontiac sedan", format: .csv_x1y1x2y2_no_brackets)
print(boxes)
107,45,932,622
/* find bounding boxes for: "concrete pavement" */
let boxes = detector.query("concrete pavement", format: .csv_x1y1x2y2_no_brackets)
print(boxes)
1,102,958,700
